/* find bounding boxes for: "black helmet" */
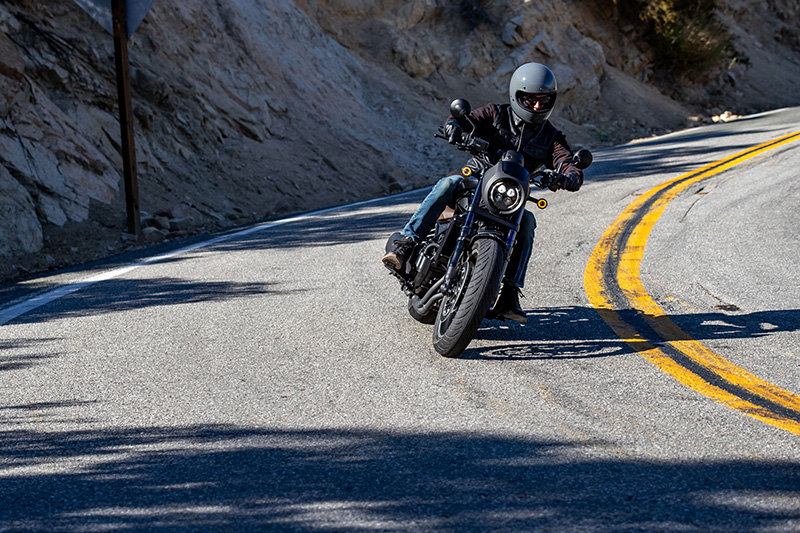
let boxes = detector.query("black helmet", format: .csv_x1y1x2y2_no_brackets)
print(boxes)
508,63,557,126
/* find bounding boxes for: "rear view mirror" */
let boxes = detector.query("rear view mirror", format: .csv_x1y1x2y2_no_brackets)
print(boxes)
573,149,593,169
449,99,471,119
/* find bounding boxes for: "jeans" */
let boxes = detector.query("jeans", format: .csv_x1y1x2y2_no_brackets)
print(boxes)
401,175,536,288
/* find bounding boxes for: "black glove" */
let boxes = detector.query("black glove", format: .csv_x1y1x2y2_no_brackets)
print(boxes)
547,171,581,192
443,120,463,144
561,171,582,192
547,174,561,192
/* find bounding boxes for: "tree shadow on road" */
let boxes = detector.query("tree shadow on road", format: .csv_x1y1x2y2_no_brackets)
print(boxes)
460,305,800,361
0,338,62,371
0,194,424,315
5,277,286,326
206,194,425,253
586,125,782,182
0,421,797,531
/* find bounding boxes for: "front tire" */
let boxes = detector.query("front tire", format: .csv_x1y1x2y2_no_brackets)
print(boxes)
432,238,504,357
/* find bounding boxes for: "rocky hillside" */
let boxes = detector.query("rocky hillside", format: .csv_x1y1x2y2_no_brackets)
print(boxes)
1,0,798,281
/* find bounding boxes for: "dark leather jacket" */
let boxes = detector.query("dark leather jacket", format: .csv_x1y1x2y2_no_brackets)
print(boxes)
447,103,583,190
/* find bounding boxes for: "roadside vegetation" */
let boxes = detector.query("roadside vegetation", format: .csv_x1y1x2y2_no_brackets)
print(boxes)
609,0,743,81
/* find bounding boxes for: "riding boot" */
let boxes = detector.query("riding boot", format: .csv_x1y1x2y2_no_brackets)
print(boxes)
495,285,527,324
382,234,416,271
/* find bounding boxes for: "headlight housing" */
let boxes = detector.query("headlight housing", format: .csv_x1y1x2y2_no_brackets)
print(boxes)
486,178,524,215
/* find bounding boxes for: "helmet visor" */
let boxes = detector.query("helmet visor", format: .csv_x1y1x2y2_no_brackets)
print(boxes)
517,93,554,112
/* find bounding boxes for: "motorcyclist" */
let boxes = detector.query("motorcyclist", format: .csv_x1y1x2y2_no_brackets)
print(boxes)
382,63,584,324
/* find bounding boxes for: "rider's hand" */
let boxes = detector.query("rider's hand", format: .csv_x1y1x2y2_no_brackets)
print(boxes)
547,174,561,192
548,172,581,192
562,172,581,192
443,120,463,144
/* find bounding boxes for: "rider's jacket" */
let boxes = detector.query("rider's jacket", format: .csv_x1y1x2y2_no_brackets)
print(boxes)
447,103,583,190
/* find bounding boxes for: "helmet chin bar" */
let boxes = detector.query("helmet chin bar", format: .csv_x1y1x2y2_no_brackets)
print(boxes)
511,106,550,127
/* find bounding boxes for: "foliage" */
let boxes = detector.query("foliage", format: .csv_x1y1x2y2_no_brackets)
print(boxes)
612,0,740,81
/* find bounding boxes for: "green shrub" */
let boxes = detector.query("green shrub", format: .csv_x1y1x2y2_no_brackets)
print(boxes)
611,0,740,81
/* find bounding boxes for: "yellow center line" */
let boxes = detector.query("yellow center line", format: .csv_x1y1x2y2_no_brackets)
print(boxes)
585,131,800,434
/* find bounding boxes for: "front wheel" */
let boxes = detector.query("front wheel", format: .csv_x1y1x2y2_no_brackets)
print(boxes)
432,238,504,357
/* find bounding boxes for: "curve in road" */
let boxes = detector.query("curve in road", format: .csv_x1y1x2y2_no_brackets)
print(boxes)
585,130,800,434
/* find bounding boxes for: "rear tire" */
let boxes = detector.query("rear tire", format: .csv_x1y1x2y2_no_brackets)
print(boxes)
432,238,504,357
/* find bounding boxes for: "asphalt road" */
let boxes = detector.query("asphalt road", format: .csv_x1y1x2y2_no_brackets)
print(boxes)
1,108,799,531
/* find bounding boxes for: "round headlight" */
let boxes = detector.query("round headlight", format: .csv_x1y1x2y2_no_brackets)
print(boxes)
487,179,524,215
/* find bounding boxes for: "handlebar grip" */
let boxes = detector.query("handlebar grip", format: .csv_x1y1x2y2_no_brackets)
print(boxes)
434,129,465,145
532,170,564,190
547,172,565,191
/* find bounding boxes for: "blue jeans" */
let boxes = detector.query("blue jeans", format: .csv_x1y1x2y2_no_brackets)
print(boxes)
402,175,536,288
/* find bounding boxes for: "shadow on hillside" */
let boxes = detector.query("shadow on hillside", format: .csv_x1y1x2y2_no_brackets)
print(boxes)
0,199,420,326
0,422,797,531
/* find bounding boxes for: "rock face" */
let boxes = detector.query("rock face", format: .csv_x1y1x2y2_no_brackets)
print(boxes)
0,21,119,252
0,0,797,279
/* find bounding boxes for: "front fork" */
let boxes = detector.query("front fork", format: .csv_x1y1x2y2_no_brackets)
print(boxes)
442,209,475,294
441,186,523,296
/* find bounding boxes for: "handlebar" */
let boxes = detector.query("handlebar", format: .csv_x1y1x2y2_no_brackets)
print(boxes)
527,169,567,209
530,169,566,191
434,129,490,157
435,127,590,192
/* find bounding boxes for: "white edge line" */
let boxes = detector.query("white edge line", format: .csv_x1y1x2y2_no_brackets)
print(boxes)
0,189,425,326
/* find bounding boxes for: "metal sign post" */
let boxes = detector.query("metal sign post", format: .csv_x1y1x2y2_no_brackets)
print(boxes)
111,0,140,235
73,0,157,236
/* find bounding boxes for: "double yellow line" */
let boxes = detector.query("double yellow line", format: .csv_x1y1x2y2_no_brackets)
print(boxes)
584,131,800,434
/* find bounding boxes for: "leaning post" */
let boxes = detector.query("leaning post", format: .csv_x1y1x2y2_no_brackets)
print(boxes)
111,0,140,236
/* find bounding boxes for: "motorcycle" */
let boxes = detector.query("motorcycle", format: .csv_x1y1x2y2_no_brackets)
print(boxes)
385,98,593,358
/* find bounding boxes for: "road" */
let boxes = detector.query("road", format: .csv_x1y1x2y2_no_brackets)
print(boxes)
1,108,799,531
